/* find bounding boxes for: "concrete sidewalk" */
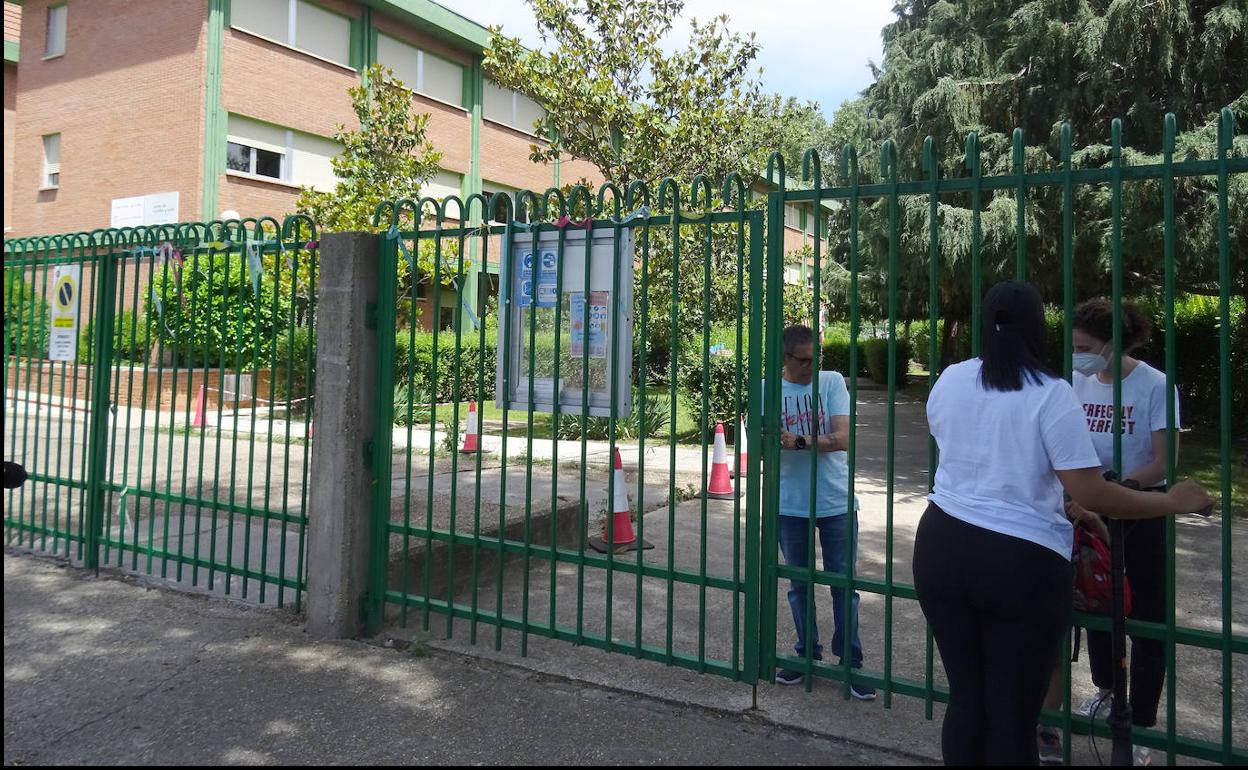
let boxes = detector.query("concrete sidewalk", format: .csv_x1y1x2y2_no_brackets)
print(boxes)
3,551,922,766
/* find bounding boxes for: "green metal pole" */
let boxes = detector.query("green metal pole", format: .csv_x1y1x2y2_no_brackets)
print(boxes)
842,146,861,696
761,171,786,681
1161,113,1178,767
634,205,651,659
1214,106,1234,766
1108,117,1134,767
84,246,118,570
1060,120,1076,765
368,233,399,636
923,135,940,720
744,207,764,685
882,139,899,707
1013,128,1027,281
802,152,822,695
967,133,982,357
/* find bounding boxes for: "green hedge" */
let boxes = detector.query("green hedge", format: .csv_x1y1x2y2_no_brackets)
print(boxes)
862,337,912,387
821,336,869,377
820,335,910,386
271,325,316,403
394,328,497,403
679,352,747,430
1134,296,1246,432
4,272,49,357
908,320,942,369
673,323,751,430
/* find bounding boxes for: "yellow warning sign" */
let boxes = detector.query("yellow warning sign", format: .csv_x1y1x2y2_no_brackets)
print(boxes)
54,273,76,311
48,265,82,361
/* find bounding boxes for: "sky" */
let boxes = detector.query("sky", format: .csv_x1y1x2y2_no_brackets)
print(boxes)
433,0,898,119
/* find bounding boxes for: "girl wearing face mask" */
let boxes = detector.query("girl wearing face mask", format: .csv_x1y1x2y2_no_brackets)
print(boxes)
1063,298,1179,766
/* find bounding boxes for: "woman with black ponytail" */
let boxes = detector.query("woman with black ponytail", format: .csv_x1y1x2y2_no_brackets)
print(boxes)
913,281,1211,766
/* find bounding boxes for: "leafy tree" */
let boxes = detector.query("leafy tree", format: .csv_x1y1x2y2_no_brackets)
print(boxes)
487,0,821,395
485,0,815,189
295,64,468,316
818,1,1246,364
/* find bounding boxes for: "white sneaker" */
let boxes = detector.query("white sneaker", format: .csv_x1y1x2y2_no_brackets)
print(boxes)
1078,691,1113,719
1133,746,1152,766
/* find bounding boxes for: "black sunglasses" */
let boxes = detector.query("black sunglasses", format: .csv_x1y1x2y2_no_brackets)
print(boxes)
785,353,813,366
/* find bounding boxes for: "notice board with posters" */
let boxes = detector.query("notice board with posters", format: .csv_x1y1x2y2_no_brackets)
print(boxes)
498,227,633,417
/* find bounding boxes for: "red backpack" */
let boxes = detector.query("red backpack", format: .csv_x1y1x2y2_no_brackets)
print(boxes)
1072,525,1132,616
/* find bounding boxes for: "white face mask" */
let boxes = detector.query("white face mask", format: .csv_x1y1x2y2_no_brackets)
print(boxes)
1072,344,1111,376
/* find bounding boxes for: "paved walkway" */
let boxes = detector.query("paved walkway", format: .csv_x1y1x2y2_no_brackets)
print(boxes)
3,552,920,766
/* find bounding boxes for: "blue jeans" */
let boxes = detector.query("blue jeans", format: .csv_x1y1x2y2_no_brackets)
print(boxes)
778,514,864,667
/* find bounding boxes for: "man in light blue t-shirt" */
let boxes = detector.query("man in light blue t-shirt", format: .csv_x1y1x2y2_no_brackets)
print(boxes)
768,325,872,698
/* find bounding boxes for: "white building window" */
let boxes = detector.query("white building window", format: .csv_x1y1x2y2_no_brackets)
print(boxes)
226,114,340,190
227,141,284,180
231,0,351,67
227,115,288,181
42,134,61,189
482,184,527,224
483,79,545,134
46,4,67,57
377,33,464,106
419,169,463,218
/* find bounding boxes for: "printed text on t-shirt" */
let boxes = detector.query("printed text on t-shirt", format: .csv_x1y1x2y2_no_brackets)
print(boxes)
783,394,833,435
1083,402,1136,435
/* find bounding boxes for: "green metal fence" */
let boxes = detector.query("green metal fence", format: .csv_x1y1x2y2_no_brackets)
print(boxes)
366,185,767,680
3,107,1242,764
4,218,319,608
365,108,1244,764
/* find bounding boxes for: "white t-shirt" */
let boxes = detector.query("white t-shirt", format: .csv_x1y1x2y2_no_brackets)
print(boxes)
927,359,1101,559
1073,362,1180,484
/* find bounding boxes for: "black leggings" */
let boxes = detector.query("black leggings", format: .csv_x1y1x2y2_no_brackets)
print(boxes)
1086,515,1167,727
913,503,1072,766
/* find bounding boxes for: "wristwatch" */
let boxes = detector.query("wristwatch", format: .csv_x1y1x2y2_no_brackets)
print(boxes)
1103,470,1141,491
795,435,807,450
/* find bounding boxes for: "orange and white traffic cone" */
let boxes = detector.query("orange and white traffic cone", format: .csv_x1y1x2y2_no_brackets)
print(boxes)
602,448,636,547
705,421,736,499
731,416,748,478
460,401,481,453
192,384,207,428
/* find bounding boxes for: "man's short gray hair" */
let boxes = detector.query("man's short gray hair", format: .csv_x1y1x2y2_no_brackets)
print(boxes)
783,325,814,354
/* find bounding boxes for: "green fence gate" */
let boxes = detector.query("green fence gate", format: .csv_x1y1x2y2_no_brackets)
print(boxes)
4,219,319,609
366,183,769,681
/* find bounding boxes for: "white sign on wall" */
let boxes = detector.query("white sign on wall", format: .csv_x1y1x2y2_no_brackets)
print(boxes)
110,191,179,227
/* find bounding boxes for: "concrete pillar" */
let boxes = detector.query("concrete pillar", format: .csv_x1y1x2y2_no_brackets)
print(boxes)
306,232,380,638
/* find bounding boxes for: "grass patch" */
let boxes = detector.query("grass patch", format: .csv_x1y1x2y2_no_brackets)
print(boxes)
1176,430,1246,518
445,392,708,446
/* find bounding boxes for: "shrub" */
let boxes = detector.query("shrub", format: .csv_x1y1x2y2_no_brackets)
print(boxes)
4,272,49,358
821,335,870,377
394,328,497,403
78,310,150,366
147,253,290,370
271,324,316,402
861,337,912,386
556,389,673,440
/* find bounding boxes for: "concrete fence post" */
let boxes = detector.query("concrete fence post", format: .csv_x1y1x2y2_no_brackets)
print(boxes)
306,232,380,638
